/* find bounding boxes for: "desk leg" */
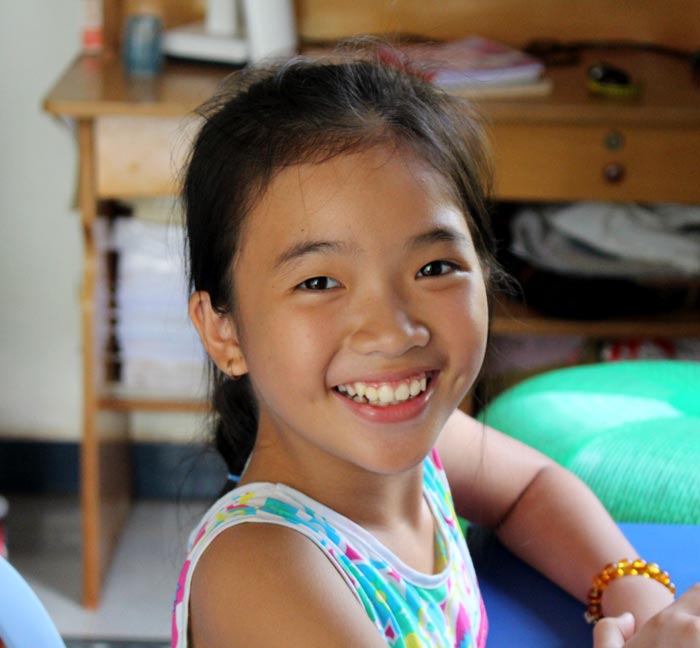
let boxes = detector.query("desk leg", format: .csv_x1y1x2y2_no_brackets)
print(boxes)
77,119,131,608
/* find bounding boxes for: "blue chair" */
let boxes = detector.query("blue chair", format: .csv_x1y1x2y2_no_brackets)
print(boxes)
0,556,66,648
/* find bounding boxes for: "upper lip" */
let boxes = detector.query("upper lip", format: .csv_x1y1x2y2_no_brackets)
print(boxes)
332,368,436,388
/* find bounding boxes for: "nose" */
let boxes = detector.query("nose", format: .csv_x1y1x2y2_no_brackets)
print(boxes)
348,290,430,357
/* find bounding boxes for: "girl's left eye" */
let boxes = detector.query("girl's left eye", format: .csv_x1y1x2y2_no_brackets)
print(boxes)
416,260,459,278
296,276,341,291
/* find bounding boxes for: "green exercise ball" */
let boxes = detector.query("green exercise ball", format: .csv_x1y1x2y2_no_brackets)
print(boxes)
479,360,700,524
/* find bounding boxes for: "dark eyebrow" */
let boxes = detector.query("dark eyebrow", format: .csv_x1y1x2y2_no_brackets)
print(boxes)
274,227,468,270
274,239,358,270
406,226,470,251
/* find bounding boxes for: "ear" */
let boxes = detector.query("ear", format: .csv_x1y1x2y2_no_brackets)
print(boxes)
188,291,248,378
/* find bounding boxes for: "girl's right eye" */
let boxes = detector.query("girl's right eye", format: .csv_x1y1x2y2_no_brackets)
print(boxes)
296,276,341,291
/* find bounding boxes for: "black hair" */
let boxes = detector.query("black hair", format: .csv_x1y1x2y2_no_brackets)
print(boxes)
182,44,505,490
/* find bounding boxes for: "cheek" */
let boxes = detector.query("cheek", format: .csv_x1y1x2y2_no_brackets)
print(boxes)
444,280,489,365
238,301,335,386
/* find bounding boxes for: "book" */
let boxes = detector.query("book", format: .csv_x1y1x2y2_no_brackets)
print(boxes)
449,76,553,99
388,36,546,89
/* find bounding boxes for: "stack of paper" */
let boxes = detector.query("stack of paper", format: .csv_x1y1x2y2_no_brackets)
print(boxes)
111,214,207,399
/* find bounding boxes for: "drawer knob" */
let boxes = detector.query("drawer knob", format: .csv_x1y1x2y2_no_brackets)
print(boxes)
604,130,625,150
603,162,626,184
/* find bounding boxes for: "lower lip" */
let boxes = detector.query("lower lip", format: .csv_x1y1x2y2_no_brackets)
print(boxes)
333,376,436,424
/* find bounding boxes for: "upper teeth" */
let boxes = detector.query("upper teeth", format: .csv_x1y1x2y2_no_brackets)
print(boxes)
336,373,428,406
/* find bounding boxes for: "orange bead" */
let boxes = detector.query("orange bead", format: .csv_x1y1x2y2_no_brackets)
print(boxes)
586,558,675,626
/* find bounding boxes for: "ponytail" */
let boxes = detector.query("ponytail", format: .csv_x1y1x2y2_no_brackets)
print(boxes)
211,374,258,491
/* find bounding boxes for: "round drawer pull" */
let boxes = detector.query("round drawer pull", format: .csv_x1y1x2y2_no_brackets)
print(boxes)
603,162,626,184
604,130,625,150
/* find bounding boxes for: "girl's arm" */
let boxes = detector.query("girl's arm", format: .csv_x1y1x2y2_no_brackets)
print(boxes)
190,523,388,648
436,409,675,627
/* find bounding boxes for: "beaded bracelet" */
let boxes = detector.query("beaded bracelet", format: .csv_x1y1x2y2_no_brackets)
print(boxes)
585,558,676,624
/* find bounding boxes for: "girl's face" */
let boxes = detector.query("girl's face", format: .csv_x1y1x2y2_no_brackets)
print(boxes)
232,145,488,482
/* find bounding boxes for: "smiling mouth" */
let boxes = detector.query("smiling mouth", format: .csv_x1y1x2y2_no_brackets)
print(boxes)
333,372,432,407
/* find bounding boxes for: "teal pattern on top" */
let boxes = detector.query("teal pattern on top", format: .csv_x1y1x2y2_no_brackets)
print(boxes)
172,448,487,647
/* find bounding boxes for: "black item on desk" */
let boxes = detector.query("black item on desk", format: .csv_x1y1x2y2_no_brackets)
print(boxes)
523,38,700,86
587,62,642,98
588,61,630,85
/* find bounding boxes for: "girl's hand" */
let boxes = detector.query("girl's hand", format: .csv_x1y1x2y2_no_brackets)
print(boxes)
593,584,700,647
594,612,635,647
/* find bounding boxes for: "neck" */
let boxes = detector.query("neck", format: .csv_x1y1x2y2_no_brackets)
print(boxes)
241,423,427,530
243,412,439,574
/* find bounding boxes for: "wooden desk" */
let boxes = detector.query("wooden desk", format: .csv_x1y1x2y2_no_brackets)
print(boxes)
44,51,700,606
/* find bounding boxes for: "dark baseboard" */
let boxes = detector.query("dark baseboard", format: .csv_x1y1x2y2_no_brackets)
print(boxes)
0,440,225,499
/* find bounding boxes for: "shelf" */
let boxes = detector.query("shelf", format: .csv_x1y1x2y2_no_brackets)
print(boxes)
492,298,700,337
44,50,700,127
98,394,209,412
44,55,230,118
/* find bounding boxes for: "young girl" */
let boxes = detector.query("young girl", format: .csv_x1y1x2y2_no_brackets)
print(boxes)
172,50,699,647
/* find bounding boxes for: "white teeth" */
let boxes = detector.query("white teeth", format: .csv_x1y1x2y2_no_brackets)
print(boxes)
336,373,430,406
395,383,410,401
378,384,394,404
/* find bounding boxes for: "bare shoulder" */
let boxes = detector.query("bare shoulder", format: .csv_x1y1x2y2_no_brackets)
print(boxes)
190,522,386,648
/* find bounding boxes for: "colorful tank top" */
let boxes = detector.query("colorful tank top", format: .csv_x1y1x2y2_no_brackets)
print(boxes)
172,448,488,647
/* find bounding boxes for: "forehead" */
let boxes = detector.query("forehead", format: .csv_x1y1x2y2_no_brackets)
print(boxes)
237,146,471,260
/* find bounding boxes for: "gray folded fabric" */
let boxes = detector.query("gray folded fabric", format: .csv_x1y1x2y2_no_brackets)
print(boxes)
510,202,700,278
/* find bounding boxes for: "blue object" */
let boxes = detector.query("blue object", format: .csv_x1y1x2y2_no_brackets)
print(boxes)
473,522,700,647
123,13,163,78
0,556,66,648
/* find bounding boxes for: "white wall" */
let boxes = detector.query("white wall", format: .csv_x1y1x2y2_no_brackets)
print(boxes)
0,2,83,440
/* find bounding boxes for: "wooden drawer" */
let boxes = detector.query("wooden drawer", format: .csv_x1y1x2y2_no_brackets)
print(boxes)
96,116,199,198
489,123,700,204
95,115,700,205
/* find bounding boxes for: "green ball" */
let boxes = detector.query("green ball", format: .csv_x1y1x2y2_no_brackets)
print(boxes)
479,361,700,524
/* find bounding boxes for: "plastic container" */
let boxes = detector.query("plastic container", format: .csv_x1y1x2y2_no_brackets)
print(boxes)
123,11,163,77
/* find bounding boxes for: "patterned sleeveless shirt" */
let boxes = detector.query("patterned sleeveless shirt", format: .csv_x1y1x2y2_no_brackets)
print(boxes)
172,448,488,647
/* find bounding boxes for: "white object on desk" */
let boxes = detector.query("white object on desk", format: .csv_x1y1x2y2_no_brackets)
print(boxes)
163,0,297,64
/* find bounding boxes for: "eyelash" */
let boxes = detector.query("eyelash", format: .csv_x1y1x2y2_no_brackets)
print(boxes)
416,260,460,278
296,276,341,291
296,260,461,291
